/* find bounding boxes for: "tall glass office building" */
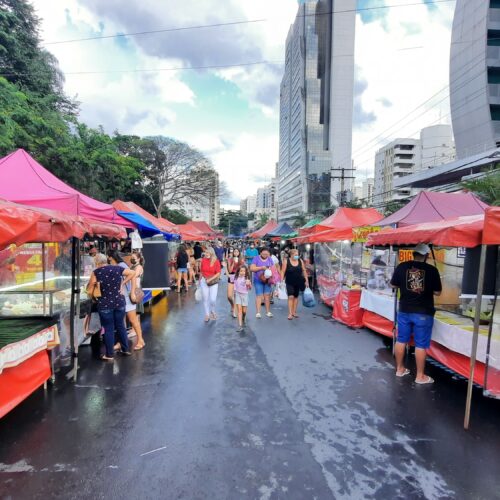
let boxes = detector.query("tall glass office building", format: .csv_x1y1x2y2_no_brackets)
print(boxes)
450,0,500,158
277,0,356,221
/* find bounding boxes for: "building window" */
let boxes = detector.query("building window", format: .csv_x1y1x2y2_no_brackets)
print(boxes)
490,104,500,120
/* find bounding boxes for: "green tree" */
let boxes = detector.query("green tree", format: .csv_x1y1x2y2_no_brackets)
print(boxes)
133,136,216,217
293,212,308,229
0,0,74,112
218,210,248,236
258,212,269,227
461,170,500,206
344,199,363,209
161,208,190,224
383,200,406,216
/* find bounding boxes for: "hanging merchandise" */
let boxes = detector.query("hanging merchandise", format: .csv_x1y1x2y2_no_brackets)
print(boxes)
130,230,143,249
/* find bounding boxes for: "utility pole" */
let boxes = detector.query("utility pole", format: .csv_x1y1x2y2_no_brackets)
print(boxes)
330,165,356,206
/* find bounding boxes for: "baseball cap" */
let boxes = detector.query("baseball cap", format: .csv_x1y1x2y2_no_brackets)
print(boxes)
413,244,431,255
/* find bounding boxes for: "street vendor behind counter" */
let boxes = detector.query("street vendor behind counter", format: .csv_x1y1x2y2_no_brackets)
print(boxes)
390,244,442,385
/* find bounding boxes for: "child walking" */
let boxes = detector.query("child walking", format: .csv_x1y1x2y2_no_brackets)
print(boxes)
234,266,252,332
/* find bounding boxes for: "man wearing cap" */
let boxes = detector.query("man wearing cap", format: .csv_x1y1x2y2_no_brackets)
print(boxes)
390,244,442,385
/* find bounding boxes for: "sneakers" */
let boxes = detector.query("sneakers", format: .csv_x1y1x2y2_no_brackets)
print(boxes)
256,313,262,319
266,312,273,318
237,326,244,333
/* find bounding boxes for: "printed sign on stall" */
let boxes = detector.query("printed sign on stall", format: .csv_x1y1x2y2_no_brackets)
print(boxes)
352,226,381,243
399,249,414,263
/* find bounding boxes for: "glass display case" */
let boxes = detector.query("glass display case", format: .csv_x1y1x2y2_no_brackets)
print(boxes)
0,242,90,318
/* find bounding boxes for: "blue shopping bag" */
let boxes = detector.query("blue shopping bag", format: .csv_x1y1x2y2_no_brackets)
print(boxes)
302,287,316,308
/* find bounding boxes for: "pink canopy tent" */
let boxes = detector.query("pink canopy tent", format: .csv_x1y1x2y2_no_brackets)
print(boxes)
0,149,133,228
376,191,488,227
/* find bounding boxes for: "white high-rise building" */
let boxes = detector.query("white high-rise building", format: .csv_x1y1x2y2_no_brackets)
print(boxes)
450,0,500,158
277,0,356,221
170,170,220,227
246,195,257,215
419,125,455,170
374,139,421,204
362,178,374,205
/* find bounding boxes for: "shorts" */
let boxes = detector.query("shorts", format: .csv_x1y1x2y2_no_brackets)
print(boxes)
234,292,249,306
228,274,235,284
397,311,434,349
124,290,136,313
177,268,187,273
286,282,303,298
254,280,272,296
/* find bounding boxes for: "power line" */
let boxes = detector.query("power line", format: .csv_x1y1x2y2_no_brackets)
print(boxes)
0,60,285,78
41,0,455,46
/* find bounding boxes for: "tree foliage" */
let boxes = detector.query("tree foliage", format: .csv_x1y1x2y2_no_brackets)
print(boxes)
136,136,217,217
218,210,248,236
0,0,219,222
461,170,500,206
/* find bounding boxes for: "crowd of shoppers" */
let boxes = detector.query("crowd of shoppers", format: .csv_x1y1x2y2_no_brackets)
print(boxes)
86,248,147,361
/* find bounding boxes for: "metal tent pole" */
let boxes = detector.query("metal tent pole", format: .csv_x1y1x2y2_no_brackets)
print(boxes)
464,244,487,430
68,237,80,383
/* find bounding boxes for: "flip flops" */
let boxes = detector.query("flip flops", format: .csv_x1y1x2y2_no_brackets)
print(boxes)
415,376,434,385
396,368,411,378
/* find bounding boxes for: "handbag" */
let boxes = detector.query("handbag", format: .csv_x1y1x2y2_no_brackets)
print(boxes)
130,286,145,304
90,281,101,301
195,286,202,302
206,276,220,287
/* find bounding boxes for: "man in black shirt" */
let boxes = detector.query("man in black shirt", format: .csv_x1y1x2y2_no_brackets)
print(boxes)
390,244,442,385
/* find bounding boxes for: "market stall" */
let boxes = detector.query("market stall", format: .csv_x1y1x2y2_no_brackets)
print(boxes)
367,208,500,428
0,149,133,227
248,220,278,240
0,200,127,418
293,208,383,327
361,192,489,337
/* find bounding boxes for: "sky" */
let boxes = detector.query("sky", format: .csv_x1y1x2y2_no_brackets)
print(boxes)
32,0,456,209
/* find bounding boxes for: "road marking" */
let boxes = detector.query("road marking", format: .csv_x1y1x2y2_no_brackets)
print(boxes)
140,446,167,457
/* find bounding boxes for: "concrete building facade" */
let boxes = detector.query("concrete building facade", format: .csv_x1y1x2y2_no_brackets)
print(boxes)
420,125,455,170
170,170,220,227
277,0,356,222
374,139,421,204
450,0,500,158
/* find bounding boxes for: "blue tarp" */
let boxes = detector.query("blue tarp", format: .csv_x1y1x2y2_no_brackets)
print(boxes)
117,211,180,241
266,222,295,237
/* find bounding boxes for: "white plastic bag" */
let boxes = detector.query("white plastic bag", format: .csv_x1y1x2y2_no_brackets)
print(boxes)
195,286,202,302
278,282,288,300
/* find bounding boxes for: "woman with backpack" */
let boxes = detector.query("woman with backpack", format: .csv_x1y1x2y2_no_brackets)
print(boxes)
281,248,309,320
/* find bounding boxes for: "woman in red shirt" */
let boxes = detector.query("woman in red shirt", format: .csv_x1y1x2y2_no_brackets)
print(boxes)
200,246,221,322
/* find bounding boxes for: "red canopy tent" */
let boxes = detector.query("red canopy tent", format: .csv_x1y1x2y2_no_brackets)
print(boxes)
294,208,383,243
176,223,206,242
112,200,178,234
376,191,488,227
483,206,500,245
366,214,485,248
249,220,278,239
299,208,382,238
0,149,133,228
0,199,126,249
366,206,500,429
188,220,217,237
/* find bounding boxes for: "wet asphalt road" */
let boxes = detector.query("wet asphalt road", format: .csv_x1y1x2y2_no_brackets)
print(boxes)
1,284,500,500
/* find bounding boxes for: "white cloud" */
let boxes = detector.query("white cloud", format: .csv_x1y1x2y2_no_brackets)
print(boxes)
31,0,458,205
351,1,455,176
